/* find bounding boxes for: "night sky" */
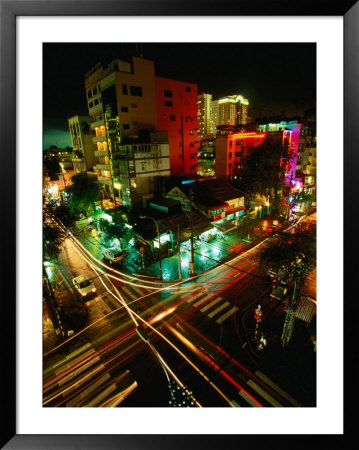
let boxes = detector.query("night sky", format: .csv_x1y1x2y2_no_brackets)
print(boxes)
43,42,316,149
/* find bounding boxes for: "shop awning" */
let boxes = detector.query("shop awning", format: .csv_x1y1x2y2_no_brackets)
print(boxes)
295,296,316,323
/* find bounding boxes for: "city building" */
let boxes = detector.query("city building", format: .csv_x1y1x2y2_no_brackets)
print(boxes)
84,56,157,140
197,93,212,138
208,94,249,134
197,138,215,177
215,131,267,181
84,55,199,204
67,115,96,173
155,77,199,176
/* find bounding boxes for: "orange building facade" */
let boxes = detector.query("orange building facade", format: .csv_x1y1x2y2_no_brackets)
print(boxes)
155,77,199,176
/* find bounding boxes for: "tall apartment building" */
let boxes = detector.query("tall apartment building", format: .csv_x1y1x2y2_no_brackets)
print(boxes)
197,93,212,137
206,94,249,135
84,55,198,206
84,56,157,140
67,115,96,173
296,123,316,193
155,77,199,176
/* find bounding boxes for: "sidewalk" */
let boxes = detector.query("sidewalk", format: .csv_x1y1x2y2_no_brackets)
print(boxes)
144,216,284,281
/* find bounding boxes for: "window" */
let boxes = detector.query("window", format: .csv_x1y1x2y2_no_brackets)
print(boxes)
186,87,191,92
236,141,243,146
229,152,232,159
89,101,93,108
121,106,128,112
164,90,172,98
93,87,98,95
131,104,137,108
170,115,176,121
123,124,130,130
228,164,232,169
87,90,92,99
94,99,99,106
165,101,173,107
130,85,142,96
235,151,243,157
122,84,128,95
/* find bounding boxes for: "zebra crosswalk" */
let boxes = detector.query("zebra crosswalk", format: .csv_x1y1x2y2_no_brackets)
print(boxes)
188,290,239,325
100,281,239,328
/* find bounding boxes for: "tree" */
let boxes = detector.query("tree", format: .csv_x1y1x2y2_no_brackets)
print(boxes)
46,204,78,228
260,222,316,282
66,172,100,216
43,221,67,261
259,222,316,346
238,137,291,216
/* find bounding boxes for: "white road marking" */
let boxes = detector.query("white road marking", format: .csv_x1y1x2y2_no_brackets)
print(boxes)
193,293,214,308
238,390,261,407
200,297,222,312
65,373,111,407
254,371,301,406
247,379,283,407
208,302,230,318
186,291,208,303
216,306,239,324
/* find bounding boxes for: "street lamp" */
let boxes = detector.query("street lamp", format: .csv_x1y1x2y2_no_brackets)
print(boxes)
140,215,162,280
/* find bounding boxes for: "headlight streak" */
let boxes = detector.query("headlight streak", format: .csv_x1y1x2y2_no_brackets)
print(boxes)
149,343,202,408
164,322,263,407
45,211,309,405
43,338,142,406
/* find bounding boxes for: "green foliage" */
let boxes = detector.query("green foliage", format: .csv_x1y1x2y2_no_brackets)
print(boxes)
133,218,157,241
99,214,133,248
59,302,87,332
260,222,316,284
46,204,78,228
43,222,67,261
67,172,100,216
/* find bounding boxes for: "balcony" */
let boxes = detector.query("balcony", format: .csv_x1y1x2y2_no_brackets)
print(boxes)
96,164,111,171
97,176,112,186
93,135,107,143
94,150,108,157
91,114,105,129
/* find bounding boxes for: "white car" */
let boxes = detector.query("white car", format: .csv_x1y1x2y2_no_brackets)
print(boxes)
72,274,96,297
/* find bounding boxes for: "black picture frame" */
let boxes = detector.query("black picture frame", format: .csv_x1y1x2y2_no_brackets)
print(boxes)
1,0,356,448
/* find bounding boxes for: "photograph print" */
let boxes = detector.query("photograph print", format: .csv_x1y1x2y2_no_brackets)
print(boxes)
42,42,317,408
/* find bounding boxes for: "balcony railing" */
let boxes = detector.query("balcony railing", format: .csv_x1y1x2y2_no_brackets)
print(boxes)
94,150,108,157
96,164,111,171
91,114,105,128
93,135,107,143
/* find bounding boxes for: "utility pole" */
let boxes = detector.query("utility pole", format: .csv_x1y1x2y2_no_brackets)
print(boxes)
188,187,195,276
177,224,182,281
281,277,298,347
